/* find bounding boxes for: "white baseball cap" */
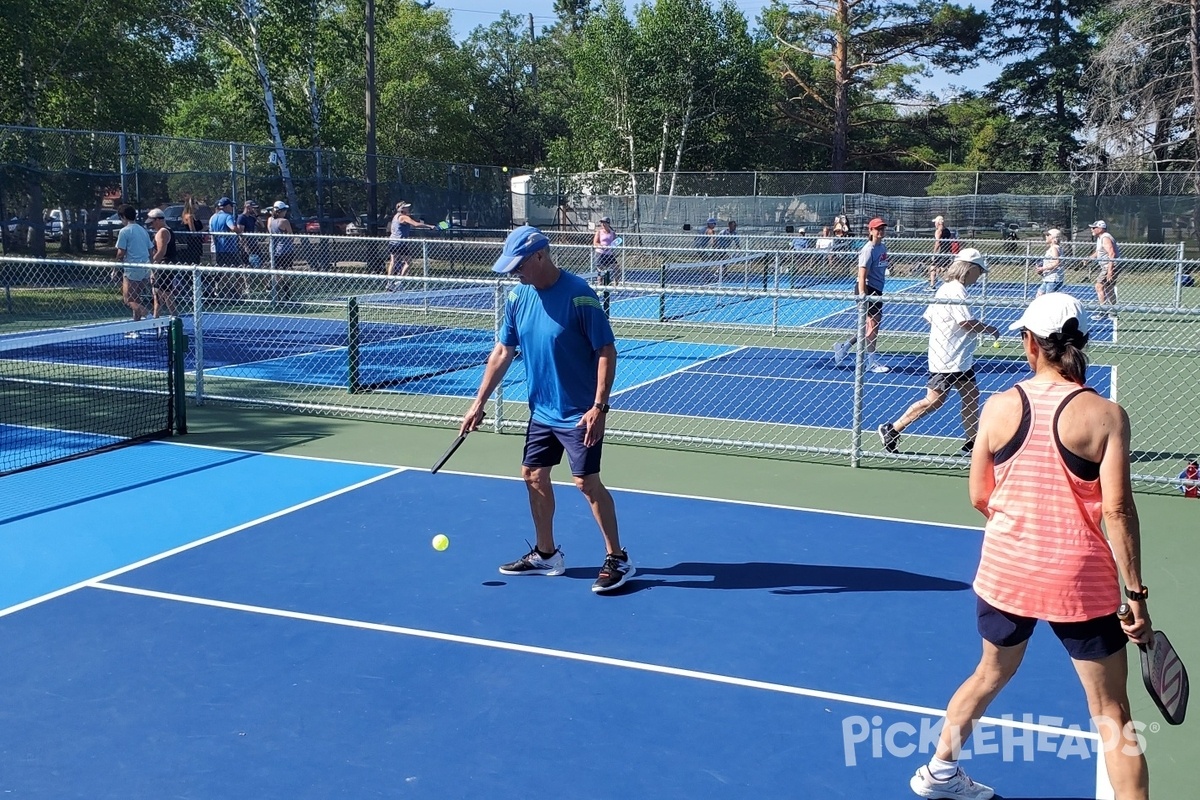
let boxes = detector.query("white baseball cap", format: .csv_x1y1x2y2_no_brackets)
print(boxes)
955,247,987,272
1008,292,1091,338
933,215,944,224
1089,219,1107,230
1046,228,1062,238
272,200,288,210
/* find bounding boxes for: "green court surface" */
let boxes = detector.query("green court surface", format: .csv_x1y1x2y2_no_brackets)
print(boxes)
183,402,1199,798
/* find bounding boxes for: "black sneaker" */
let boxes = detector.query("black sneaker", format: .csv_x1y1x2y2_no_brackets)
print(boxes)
498,543,565,576
877,423,900,453
592,549,635,594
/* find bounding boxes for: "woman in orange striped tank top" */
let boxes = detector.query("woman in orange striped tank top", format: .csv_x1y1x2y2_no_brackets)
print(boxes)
909,293,1151,800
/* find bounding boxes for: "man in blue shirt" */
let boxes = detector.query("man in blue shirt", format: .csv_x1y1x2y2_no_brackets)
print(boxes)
459,226,633,593
832,216,891,373
208,196,240,298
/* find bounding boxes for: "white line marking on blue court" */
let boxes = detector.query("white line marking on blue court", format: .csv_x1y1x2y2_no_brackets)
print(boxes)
612,346,748,397
0,467,405,620
87,581,1101,742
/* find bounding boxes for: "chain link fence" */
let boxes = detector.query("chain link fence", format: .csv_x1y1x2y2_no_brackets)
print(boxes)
3,228,1197,492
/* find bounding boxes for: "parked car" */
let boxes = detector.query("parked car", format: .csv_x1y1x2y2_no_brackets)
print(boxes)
44,209,65,241
345,214,369,236
96,212,124,242
302,205,356,235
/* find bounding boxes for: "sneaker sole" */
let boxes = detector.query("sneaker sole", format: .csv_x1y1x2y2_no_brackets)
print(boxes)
909,774,994,800
498,565,565,577
592,564,636,594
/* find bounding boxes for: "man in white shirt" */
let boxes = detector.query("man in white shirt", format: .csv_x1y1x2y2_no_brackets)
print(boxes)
113,204,154,331
877,248,999,455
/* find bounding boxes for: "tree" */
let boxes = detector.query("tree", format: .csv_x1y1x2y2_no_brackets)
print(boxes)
765,0,987,171
984,0,1100,170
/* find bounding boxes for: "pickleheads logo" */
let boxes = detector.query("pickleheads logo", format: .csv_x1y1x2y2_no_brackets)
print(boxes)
840,714,1151,767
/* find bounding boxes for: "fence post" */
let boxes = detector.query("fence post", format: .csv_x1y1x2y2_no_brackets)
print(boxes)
118,133,129,201
1023,241,1032,300
347,297,360,394
1175,241,1185,308
228,143,237,206
191,266,205,405
850,297,866,467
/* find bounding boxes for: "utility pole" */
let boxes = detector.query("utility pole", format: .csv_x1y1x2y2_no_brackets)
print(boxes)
365,0,378,235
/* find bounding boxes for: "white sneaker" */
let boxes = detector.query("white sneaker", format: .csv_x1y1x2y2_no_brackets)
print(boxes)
868,355,890,373
909,766,994,799
832,340,851,366
499,545,566,576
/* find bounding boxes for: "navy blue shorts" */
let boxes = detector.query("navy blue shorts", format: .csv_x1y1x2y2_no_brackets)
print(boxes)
522,420,603,477
976,595,1126,661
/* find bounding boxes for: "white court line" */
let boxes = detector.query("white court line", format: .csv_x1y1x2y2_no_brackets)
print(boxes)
89,581,1100,742
0,467,405,620
613,346,748,397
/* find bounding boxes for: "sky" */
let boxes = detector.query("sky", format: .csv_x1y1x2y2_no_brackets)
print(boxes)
434,0,1002,98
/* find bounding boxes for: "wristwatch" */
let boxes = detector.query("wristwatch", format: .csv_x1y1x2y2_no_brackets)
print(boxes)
1124,586,1149,601
593,402,610,413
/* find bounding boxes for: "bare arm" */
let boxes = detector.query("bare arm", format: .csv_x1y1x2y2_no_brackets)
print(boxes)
1099,404,1151,640
578,343,617,447
460,341,517,434
968,397,1000,516
959,319,999,337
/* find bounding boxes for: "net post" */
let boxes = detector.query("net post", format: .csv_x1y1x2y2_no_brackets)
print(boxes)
347,296,361,394
169,316,188,435
658,259,667,322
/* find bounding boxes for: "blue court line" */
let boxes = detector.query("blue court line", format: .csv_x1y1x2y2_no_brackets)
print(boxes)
0,467,1102,798
0,442,394,612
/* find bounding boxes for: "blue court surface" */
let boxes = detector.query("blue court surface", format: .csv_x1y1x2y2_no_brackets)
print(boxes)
1,442,1112,798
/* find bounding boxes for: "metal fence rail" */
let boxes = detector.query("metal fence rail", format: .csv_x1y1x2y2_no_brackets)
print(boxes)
3,233,1197,491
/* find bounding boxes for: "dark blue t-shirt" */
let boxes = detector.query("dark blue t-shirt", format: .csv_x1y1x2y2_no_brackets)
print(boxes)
499,270,616,427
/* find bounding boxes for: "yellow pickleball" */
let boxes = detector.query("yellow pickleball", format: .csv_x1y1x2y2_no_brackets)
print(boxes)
431,534,450,551
993,339,1002,349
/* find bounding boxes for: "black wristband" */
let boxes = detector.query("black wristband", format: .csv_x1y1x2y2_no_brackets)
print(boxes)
1124,586,1149,601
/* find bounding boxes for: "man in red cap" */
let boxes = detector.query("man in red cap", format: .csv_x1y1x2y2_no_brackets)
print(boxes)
833,217,890,373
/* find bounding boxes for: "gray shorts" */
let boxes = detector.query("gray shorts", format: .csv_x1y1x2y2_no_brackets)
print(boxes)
1096,263,1118,285
927,369,976,393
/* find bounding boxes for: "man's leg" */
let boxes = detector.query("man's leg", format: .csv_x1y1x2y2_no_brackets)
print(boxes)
893,388,947,434
575,473,621,554
522,464,557,554
1071,650,1148,799
960,379,981,441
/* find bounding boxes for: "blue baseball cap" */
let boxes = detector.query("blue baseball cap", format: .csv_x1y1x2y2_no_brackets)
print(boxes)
217,196,233,207
492,225,549,273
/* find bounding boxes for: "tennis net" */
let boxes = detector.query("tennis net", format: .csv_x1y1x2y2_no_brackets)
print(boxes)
0,317,187,476
346,286,503,393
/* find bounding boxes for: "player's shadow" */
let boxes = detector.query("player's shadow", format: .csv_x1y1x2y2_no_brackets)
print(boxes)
564,561,969,595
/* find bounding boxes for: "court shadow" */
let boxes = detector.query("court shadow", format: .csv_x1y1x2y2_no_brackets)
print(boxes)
1131,448,1197,462
563,562,969,595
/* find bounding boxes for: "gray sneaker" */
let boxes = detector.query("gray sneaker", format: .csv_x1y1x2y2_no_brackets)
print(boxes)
499,544,565,576
832,340,851,366
909,765,994,799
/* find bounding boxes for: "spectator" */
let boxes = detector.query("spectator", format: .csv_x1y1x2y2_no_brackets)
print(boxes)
238,200,261,296
716,219,740,253
832,217,891,373
694,217,718,250
208,197,240,299
929,215,950,290
268,201,295,300
387,201,434,289
147,208,179,319
459,225,634,594
1037,228,1064,296
592,216,619,284
1179,459,1199,498
877,249,999,455
1089,220,1120,314
112,204,152,330
178,198,204,266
